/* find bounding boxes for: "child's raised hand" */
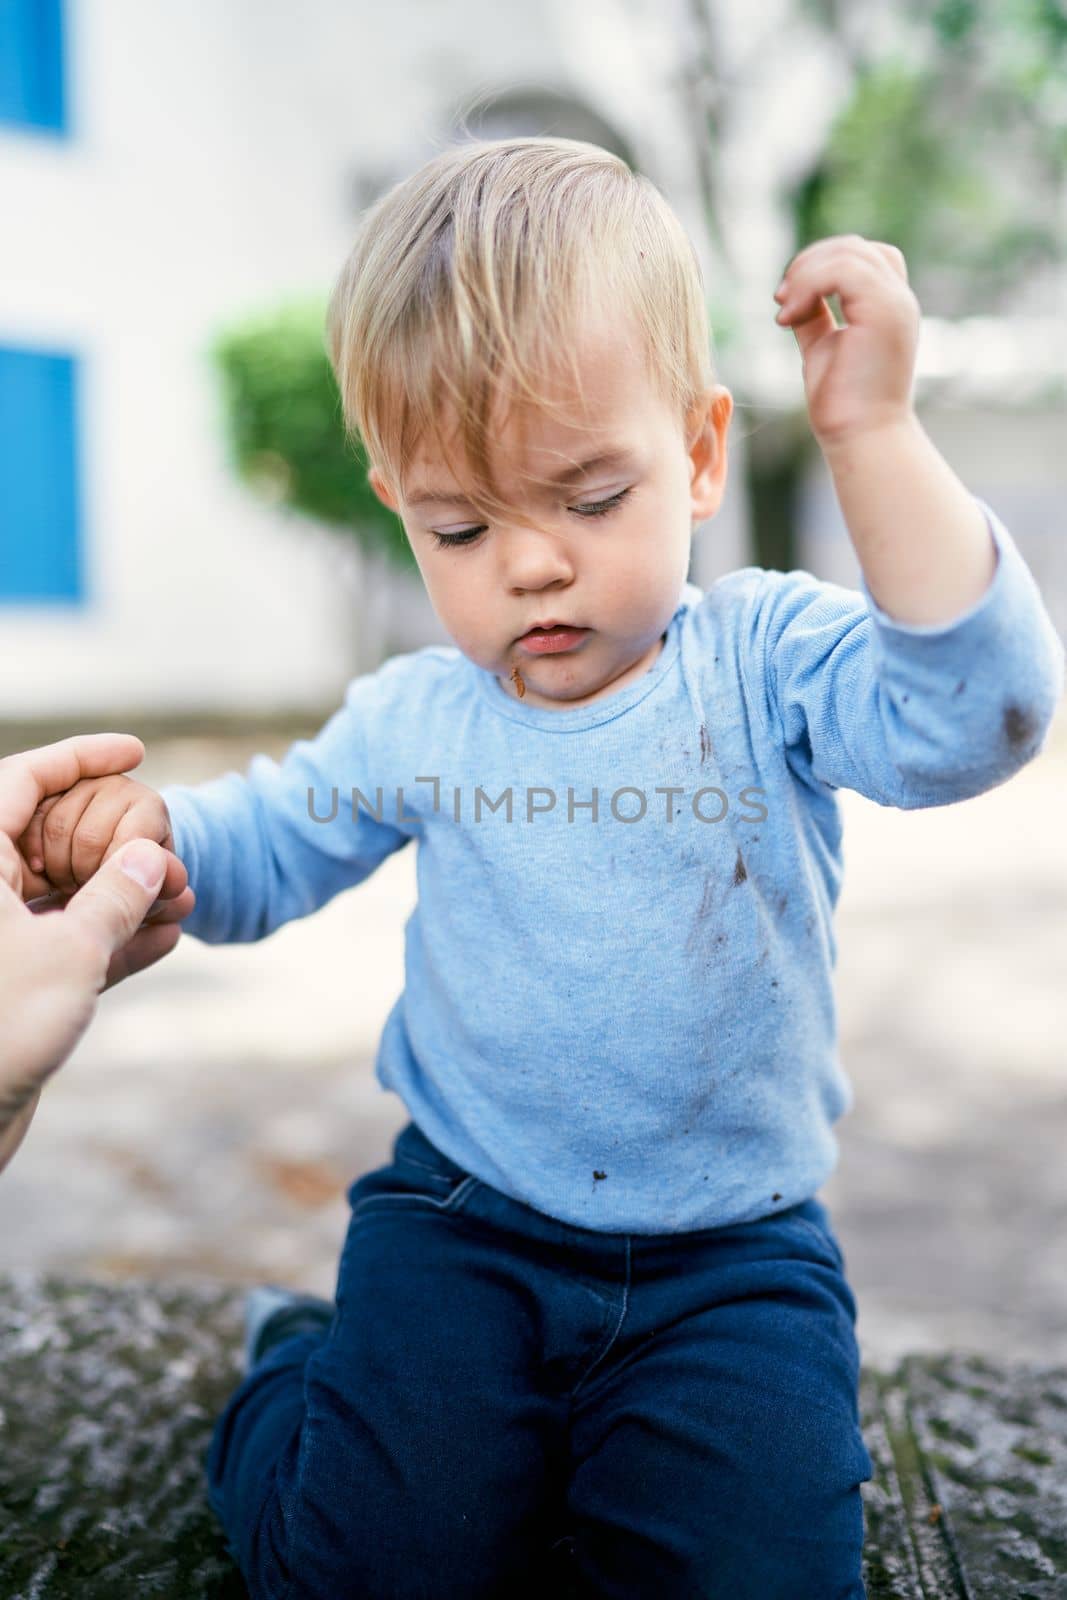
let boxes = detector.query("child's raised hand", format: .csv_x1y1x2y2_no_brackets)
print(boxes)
16,774,192,923
773,234,920,452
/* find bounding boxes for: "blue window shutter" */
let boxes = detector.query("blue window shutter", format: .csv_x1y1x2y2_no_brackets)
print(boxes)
0,0,67,133
0,345,85,604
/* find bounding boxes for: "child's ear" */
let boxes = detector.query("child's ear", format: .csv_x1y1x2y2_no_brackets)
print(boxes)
687,386,732,521
367,466,399,513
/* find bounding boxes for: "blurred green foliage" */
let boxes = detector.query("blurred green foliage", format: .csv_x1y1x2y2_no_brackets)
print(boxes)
792,0,1067,312
210,299,417,573
707,289,742,364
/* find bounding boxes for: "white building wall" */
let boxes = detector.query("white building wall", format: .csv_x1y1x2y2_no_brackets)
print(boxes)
0,0,366,716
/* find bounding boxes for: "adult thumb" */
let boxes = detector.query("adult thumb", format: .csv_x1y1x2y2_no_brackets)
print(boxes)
62,839,168,955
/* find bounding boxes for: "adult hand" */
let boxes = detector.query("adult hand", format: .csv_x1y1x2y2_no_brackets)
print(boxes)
0,734,195,1174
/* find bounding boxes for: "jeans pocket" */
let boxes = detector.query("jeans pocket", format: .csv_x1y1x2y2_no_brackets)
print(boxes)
346,1120,481,1219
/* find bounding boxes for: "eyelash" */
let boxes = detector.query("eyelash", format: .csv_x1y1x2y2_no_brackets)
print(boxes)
431,486,633,550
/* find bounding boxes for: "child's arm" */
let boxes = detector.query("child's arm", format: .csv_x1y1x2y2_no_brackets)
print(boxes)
745,502,1063,807
754,236,1065,805
130,677,411,944
26,680,414,946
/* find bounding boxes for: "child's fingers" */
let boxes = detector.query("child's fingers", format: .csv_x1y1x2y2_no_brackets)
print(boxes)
18,792,63,879
776,293,838,355
776,247,895,329
68,784,143,889
35,784,106,896
777,233,899,292
872,241,908,282
775,237,913,328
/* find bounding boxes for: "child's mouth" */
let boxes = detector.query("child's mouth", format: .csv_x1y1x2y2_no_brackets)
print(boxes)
518,626,590,655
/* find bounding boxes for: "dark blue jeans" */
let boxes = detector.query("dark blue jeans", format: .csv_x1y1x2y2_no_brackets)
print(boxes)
206,1119,873,1599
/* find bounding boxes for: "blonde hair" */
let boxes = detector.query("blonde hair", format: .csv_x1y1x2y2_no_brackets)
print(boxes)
325,135,715,527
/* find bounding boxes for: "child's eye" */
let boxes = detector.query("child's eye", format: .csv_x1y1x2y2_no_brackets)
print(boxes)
431,487,632,550
572,486,632,519
432,525,486,549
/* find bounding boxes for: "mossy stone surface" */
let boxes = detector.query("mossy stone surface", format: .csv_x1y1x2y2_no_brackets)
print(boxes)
0,1276,246,1598
2,1276,1065,1596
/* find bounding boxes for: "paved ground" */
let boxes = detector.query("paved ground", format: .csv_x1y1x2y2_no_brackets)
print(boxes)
3,703,1065,1374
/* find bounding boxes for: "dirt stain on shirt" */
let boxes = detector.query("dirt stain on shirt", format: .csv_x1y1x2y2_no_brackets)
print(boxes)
1003,701,1037,749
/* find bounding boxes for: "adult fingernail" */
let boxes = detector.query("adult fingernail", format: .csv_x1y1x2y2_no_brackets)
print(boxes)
120,841,166,891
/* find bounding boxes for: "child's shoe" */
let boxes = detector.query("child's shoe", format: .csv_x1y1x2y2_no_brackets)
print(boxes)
243,1284,336,1371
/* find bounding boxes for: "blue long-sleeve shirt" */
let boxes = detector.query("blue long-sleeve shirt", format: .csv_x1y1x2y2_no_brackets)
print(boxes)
160,498,1064,1232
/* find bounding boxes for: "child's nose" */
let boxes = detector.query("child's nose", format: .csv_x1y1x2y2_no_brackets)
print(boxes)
502,521,576,589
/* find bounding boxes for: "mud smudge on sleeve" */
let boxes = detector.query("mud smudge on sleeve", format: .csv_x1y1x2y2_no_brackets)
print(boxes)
1002,702,1037,750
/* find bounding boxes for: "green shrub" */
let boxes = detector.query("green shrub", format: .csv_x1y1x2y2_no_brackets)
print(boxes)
210,298,417,573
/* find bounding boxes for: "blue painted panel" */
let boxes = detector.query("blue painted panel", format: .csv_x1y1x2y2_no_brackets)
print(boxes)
0,344,84,604
0,0,67,133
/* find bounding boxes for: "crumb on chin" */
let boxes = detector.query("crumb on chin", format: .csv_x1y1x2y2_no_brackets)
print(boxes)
510,665,526,700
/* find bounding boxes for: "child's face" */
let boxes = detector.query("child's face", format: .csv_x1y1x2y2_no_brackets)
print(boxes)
369,317,732,710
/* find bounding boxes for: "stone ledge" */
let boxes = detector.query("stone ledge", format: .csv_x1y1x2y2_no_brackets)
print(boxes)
1,1276,1065,1597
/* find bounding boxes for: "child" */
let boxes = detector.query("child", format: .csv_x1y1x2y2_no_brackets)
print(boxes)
18,138,1064,1599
